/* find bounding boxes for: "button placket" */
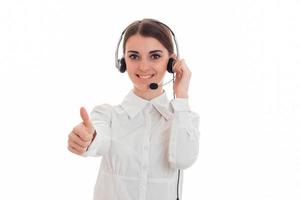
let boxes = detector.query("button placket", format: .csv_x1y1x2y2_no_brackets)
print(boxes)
139,104,152,200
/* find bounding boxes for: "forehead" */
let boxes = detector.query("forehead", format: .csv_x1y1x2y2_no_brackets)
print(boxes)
125,34,167,52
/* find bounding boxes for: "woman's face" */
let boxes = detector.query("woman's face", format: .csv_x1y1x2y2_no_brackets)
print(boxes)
124,34,170,92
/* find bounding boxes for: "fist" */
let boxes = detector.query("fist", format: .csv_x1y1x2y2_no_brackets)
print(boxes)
68,107,95,155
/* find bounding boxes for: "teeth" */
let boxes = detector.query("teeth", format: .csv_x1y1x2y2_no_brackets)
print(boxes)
138,74,153,79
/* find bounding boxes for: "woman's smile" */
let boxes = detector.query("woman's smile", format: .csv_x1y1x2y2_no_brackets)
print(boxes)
136,74,155,79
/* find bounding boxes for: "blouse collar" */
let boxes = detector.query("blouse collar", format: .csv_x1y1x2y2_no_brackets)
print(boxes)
121,89,173,121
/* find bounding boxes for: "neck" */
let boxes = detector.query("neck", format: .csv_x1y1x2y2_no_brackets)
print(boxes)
132,86,163,101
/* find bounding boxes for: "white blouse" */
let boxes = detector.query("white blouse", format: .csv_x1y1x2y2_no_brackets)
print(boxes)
84,90,200,200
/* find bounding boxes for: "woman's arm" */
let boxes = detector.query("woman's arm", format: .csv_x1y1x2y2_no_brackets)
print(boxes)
168,98,200,169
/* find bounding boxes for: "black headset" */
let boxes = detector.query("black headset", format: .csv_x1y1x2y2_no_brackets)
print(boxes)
115,19,180,74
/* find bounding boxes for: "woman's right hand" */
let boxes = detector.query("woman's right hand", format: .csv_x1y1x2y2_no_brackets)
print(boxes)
68,107,96,155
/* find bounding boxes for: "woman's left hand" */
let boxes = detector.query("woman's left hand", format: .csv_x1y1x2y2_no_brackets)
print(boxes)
172,59,191,98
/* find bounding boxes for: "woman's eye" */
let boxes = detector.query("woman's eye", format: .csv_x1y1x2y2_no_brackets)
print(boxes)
151,54,161,59
129,54,139,60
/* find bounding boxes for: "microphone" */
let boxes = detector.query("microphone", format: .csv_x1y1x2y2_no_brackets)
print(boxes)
149,83,158,90
149,78,174,90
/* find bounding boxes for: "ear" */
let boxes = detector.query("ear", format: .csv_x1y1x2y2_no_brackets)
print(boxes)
170,53,178,60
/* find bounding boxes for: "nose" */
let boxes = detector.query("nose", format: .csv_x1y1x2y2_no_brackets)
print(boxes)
139,58,151,71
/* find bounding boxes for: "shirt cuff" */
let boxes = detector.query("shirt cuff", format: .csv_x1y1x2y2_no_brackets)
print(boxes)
171,98,190,112
82,122,111,157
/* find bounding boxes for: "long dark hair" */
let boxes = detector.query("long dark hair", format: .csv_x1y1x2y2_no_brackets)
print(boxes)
122,19,174,55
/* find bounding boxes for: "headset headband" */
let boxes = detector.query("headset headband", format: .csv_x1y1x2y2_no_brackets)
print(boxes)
115,20,180,70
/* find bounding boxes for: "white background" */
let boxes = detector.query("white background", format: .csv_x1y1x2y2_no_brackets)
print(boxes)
0,0,299,199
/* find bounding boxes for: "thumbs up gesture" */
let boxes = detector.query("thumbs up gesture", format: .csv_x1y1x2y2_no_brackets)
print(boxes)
68,107,96,155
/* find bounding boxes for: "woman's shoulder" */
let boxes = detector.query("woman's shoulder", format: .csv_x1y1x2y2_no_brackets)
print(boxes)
89,103,113,118
92,103,113,108
91,103,125,116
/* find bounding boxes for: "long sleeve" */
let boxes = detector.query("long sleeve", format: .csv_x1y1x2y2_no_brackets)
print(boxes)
83,104,112,157
168,98,200,169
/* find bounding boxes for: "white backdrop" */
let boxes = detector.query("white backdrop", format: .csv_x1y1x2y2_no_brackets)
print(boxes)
0,0,299,199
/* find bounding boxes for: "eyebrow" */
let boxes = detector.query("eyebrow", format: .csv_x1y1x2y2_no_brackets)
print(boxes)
127,50,139,54
127,50,163,54
149,50,163,54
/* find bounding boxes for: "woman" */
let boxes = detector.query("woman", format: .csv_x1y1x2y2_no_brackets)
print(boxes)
68,18,200,200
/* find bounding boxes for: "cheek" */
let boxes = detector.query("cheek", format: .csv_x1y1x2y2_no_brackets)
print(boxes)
154,67,167,79
127,70,137,79
126,67,139,80
125,62,137,73
157,63,168,74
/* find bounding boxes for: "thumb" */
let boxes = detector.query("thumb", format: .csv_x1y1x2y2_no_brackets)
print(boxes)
80,107,93,131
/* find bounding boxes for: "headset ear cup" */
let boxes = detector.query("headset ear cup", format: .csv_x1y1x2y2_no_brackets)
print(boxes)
167,58,175,73
119,58,126,73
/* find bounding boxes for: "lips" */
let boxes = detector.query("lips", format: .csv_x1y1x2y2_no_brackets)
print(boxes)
136,74,155,79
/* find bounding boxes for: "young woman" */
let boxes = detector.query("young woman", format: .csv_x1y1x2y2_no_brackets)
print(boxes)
68,18,200,200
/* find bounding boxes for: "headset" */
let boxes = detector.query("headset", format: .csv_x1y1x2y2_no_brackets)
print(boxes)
115,19,179,73
115,19,182,200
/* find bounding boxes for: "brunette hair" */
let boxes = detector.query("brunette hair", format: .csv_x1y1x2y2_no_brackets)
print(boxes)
122,19,174,55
